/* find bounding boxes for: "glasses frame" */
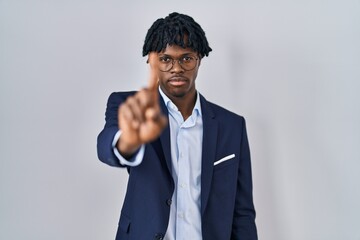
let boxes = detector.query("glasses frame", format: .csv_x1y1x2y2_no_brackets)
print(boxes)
157,55,199,72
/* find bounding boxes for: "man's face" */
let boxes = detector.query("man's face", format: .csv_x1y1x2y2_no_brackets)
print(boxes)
150,45,201,100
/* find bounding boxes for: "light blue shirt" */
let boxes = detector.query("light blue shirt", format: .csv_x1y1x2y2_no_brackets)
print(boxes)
160,89,203,240
112,88,203,239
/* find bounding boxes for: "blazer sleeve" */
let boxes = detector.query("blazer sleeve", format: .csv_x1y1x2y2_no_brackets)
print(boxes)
232,118,258,239
97,92,132,167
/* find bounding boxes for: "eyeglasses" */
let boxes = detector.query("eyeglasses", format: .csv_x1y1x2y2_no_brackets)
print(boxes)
158,55,199,72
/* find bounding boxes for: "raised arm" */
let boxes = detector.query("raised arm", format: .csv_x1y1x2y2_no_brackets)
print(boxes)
97,53,167,166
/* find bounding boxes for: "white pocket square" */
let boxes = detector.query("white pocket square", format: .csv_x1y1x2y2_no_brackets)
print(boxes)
214,154,235,166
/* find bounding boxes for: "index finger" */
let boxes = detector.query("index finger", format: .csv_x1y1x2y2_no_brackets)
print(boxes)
147,52,159,91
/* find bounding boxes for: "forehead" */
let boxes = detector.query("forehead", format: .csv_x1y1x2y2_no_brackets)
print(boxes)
159,44,198,56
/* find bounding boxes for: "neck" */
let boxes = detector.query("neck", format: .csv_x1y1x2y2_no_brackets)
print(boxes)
169,90,197,120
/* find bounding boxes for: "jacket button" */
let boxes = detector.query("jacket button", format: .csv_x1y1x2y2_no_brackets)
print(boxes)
154,233,164,240
166,199,172,206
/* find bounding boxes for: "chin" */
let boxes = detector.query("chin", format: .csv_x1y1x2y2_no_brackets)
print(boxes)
169,90,187,98
162,84,193,99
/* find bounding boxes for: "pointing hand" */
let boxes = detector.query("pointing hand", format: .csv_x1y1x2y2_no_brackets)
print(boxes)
117,53,168,157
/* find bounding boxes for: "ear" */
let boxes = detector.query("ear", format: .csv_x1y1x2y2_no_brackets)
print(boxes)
146,52,156,64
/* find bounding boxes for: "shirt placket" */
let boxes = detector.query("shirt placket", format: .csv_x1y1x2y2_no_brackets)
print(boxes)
176,124,186,238
175,114,197,239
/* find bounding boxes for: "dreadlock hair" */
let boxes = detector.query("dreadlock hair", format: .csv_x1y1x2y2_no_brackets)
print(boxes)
142,12,212,58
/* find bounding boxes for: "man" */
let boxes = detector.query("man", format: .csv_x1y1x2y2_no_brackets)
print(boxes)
97,12,257,240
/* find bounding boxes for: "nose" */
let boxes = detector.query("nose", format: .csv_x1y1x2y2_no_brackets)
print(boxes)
170,60,184,73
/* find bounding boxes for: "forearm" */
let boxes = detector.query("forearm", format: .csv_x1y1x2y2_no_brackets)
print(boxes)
97,126,123,167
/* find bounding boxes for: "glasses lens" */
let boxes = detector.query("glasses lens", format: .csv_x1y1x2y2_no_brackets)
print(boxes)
160,63,172,72
181,56,197,71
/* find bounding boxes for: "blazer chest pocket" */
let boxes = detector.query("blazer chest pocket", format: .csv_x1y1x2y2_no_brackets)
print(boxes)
212,163,238,198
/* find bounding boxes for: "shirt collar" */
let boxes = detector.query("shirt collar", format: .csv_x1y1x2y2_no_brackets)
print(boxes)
159,87,202,117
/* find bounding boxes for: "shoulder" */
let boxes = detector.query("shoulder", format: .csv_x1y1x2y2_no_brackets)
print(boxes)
200,94,245,124
104,91,137,113
108,91,137,101
106,91,137,105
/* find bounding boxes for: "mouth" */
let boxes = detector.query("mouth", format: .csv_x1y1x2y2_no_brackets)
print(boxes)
168,77,188,87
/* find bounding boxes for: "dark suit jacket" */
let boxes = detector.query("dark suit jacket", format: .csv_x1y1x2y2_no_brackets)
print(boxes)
97,91,257,240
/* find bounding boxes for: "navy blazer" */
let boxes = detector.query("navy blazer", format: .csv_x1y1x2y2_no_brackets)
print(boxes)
97,91,257,240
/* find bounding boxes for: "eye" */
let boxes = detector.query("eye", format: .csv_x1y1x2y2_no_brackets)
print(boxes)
182,56,194,63
159,56,172,63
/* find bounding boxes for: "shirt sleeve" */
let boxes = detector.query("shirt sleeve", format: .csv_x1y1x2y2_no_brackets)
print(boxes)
111,130,145,167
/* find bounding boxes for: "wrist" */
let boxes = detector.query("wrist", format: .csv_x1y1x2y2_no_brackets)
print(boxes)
117,138,141,158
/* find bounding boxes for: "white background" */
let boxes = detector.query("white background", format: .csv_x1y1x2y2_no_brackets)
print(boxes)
1,1,359,239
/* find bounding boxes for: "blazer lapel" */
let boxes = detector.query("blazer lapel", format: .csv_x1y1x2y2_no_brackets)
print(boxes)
159,95,173,175
200,95,218,215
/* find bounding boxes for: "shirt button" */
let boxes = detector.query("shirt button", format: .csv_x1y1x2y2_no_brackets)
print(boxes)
166,199,172,206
